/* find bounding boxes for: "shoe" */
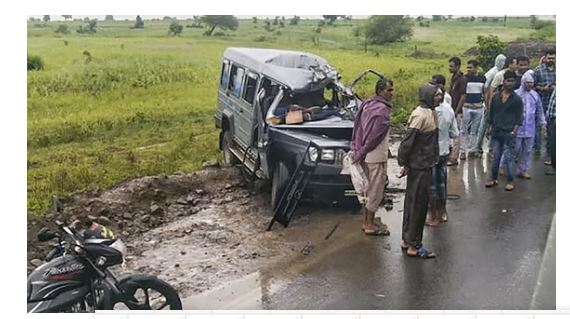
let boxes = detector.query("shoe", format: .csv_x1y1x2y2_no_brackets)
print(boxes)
544,160,552,166
460,153,466,160
504,183,515,191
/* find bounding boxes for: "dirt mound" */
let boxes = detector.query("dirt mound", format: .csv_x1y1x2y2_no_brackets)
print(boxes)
27,166,259,272
463,40,555,58
505,40,555,58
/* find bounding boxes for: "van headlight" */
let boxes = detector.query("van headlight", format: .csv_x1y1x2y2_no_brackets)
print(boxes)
321,149,335,161
309,147,319,162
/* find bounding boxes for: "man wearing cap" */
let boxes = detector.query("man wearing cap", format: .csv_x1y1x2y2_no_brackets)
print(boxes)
485,70,524,191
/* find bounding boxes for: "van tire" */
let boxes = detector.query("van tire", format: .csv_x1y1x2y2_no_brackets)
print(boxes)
221,131,239,166
271,161,290,210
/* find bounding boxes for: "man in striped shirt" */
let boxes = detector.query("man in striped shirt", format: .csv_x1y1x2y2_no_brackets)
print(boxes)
459,60,487,159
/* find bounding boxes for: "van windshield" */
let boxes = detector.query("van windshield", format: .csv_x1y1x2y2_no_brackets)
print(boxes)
266,85,350,125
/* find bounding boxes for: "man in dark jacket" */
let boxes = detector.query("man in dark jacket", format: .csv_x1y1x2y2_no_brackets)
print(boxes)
397,83,441,259
351,78,394,236
485,70,524,191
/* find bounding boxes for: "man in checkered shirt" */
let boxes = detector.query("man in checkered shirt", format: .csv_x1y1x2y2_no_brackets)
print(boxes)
545,88,556,176
533,49,556,157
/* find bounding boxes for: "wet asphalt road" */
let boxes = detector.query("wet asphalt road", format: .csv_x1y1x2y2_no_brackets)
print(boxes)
263,153,556,310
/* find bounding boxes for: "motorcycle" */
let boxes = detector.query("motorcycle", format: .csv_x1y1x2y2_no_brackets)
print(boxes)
27,220,182,312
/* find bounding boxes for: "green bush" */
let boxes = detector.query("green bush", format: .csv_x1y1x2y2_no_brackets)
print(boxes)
364,16,413,45
55,24,70,34
530,23,556,40
476,35,506,70
27,55,44,71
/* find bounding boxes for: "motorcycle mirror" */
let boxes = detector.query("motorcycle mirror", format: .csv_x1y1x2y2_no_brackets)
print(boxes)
37,227,58,242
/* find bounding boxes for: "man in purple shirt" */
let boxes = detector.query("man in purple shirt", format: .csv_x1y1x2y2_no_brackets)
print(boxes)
351,78,394,236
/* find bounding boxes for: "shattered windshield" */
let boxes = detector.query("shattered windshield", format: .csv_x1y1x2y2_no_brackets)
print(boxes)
265,84,355,125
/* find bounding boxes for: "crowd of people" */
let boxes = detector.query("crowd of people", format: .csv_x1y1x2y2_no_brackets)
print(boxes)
349,49,556,259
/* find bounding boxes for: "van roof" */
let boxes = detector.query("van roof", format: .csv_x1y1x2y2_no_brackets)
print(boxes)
223,47,338,92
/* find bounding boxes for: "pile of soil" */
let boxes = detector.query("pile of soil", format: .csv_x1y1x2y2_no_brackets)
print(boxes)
463,40,555,58
26,164,334,296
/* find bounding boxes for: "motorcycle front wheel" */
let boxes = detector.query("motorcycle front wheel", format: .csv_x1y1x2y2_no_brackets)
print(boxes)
111,274,182,310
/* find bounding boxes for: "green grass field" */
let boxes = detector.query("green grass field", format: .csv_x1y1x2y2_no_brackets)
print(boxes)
27,16,553,214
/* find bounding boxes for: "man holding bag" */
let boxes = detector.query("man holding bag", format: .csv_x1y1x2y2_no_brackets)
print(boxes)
350,78,394,236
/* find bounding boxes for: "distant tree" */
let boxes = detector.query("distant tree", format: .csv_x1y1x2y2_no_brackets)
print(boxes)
43,15,50,23
318,20,325,27
364,15,413,45
263,19,273,32
503,15,507,27
481,16,488,22
201,15,238,36
105,15,114,21
470,16,476,22
416,16,424,22
289,15,300,25
134,15,144,29
168,20,183,36
279,20,285,28
432,15,442,21
252,17,257,24
77,19,97,34
273,16,279,25
55,24,70,34
447,15,453,20
476,35,506,70
163,16,173,21
62,15,72,21
323,15,338,25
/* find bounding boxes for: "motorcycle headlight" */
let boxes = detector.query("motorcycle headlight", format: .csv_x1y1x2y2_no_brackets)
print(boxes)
110,238,127,258
321,149,335,161
309,146,319,162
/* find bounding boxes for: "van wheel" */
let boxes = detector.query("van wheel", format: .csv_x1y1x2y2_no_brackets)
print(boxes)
221,131,239,166
271,161,290,210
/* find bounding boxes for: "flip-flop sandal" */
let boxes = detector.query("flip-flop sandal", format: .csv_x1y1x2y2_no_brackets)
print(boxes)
364,226,390,236
504,183,515,191
361,222,382,231
544,160,552,166
406,245,436,259
485,180,498,188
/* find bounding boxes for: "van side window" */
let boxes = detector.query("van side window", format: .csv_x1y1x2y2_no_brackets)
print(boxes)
228,65,245,97
220,61,230,89
242,73,258,105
